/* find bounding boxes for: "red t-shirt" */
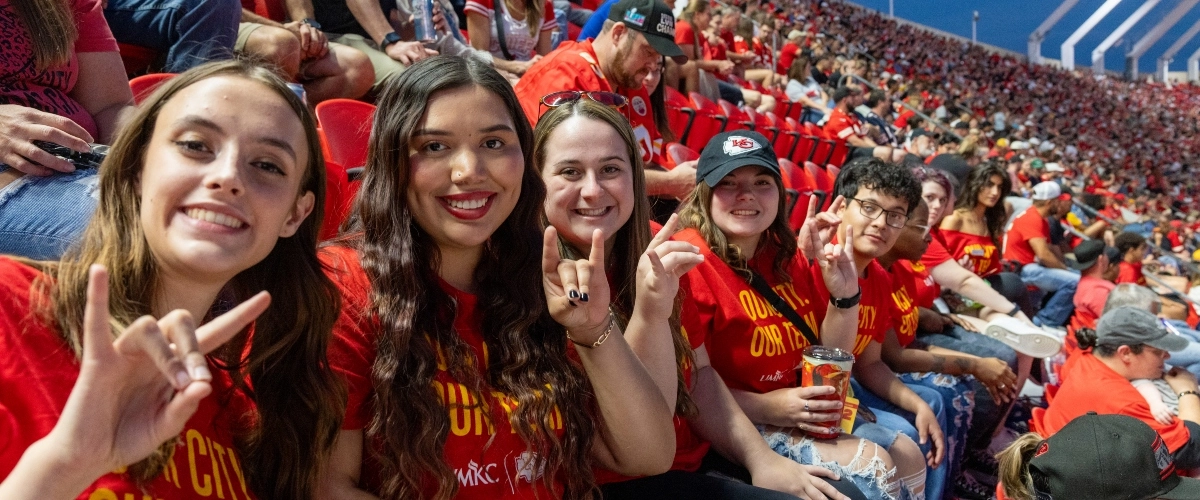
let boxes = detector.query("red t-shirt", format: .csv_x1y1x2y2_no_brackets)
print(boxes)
940,229,1000,277
811,260,893,357
0,258,258,499
824,107,863,141
1072,275,1114,328
901,259,939,309
674,20,713,60
514,40,663,166
1003,207,1048,266
777,42,802,74
323,247,567,498
0,0,119,138
886,261,922,347
676,228,819,394
921,232,953,269
1039,353,1191,452
1117,261,1146,285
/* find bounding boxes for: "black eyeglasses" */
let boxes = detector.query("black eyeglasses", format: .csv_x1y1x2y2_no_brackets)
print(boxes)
852,198,909,229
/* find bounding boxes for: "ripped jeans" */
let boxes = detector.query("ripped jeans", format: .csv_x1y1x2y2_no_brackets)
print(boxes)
761,426,898,500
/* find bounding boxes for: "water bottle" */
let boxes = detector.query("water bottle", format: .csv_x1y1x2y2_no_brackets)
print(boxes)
411,0,436,42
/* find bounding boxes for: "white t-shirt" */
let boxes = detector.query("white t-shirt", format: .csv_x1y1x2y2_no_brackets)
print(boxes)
785,77,823,104
465,0,555,61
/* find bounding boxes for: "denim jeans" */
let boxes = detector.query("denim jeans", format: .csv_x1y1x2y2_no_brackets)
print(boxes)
0,168,99,260
104,0,240,73
918,325,1018,448
899,371,975,497
851,378,951,500
1019,263,1080,327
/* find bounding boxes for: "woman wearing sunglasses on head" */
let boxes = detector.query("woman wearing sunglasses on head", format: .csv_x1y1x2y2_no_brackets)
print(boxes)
318,56,675,500
673,130,909,500
536,99,865,500
0,60,342,500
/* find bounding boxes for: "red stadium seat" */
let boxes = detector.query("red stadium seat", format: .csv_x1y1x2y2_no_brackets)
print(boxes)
129,73,174,104
774,116,801,160
686,92,728,152
662,142,699,170
828,139,850,167
664,86,696,145
320,159,355,241
806,161,835,209
802,122,836,166
315,99,376,170
252,0,287,22
118,43,158,76
719,100,752,132
746,108,778,144
779,159,825,230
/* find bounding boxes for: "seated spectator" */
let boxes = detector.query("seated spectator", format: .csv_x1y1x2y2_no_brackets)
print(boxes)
939,162,1008,279
860,90,898,148
235,12,374,102
668,0,772,112
1116,231,1151,286
514,0,697,202
1070,239,1116,329
999,414,1200,500
1038,306,1200,470
784,56,830,124
1002,181,1080,327
465,0,555,77
824,85,904,164
103,0,240,73
1,0,135,260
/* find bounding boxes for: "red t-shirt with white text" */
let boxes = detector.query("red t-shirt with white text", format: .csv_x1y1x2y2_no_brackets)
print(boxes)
0,258,258,500
824,107,863,141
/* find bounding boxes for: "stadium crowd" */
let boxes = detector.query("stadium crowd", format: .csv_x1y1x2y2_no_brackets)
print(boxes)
4,0,1200,499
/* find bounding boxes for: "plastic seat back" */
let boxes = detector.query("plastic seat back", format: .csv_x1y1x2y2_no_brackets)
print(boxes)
686,92,728,152
719,99,752,132
662,142,699,170
664,86,696,145
315,99,376,170
129,73,175,104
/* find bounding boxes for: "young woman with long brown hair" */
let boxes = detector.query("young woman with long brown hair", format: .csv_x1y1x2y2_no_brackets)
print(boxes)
319,55,675,500
0,59,342,499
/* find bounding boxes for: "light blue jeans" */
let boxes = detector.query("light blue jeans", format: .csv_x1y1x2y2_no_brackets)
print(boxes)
104,0,240,73
1163,319,1200,378
0,168,99,260
761,427,897,500
850,378,954,500
1019,263,1080,327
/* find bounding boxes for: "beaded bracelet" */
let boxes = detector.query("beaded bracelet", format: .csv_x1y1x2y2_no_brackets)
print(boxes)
1179,390,1200,400
567,312,614,349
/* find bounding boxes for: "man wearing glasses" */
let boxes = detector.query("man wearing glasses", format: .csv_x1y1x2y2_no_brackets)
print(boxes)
514,0,697,201
810,157,949,497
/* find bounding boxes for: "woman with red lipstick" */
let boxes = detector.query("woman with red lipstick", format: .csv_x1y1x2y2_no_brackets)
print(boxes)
319,56,675,500
536,100,865,500
671,130,905,500
0,60,342,499
939,162,1011,279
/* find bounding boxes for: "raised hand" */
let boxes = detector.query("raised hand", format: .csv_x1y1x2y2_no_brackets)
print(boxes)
543,226,612,342
797,195,844,260
635,214,704,319
817,223,858,300
43,265,269,480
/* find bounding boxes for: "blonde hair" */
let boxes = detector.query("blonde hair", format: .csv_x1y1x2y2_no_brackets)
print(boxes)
997,432,1045,500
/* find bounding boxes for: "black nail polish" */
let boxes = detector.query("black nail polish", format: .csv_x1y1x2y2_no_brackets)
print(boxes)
568,300,577,307
568,290,580,300
580,292,590,302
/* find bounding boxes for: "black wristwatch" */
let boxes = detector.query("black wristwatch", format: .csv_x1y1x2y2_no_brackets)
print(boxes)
1006,304,1021,316
301,17,322,30
830,289,862,309
380,31,403,50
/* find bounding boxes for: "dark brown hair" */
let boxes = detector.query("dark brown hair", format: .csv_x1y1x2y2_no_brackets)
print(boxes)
36,59,342,499
954,160,1012,243
677,173,796,281
343,55,597,499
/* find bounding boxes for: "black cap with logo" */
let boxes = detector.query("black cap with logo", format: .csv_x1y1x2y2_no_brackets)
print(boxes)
607,0,687,63
696,130,780,187
1027,413,1200,500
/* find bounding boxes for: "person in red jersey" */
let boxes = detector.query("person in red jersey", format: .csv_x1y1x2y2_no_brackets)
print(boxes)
514,0,697,204
939,162,1009,278
319,56,675,500
676,130,903,500
1115,231,1150,286
1070,239,1117,329
0,60,341,500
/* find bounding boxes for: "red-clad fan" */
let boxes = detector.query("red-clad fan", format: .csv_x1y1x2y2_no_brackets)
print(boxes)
938,163,1009,278
1114,231,1150,286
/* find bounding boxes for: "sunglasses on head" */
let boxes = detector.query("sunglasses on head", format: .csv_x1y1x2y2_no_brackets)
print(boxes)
540,91,628,110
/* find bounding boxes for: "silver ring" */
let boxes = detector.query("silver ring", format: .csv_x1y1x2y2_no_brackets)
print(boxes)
999,384,1007,389
804,401,811,412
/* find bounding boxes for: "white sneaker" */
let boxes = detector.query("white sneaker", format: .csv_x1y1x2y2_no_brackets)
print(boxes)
984,316,1064,358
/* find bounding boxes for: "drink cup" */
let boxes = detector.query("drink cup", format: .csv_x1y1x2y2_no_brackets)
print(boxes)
797,345,854,439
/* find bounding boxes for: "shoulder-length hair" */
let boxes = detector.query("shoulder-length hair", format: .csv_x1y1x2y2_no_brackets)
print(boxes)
343,55,597,499
10,0,77,70
533,99,696,418
676,170,796,282
35,59,342,499
955,160,1012,243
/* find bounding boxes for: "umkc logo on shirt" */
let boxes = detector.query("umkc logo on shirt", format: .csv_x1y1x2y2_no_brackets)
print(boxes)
455,452,546,490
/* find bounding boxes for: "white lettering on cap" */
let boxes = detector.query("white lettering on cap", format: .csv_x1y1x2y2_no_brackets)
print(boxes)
656,13,675,36
723,136,762,156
